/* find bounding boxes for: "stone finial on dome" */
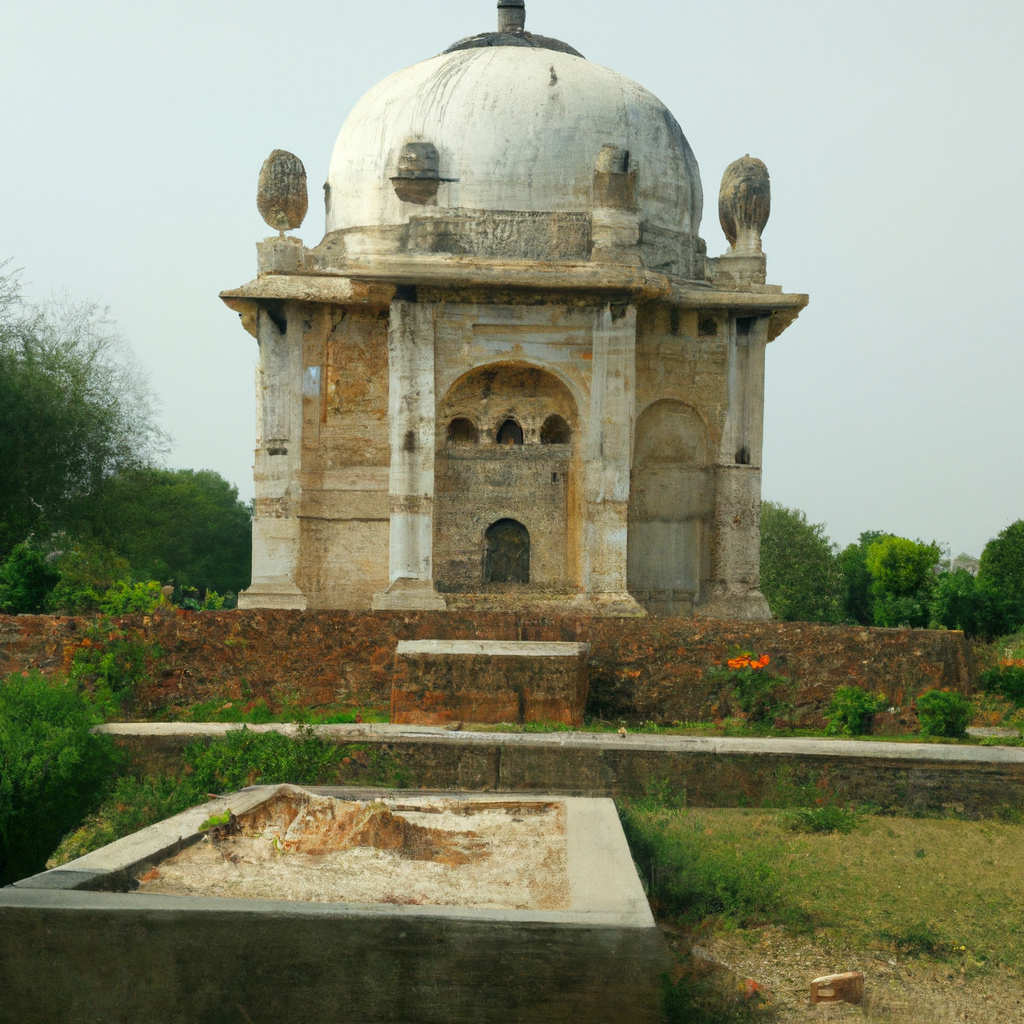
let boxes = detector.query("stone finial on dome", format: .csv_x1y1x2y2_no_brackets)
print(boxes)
718,155,770,255
498,0,526,34
257,150,308,236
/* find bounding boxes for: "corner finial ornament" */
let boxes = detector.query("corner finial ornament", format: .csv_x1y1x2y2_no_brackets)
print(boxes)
718,155,770,255
498,0,526,33
257,150,308,236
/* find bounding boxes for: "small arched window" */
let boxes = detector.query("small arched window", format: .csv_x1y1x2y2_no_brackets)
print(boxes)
496,419,524,446
540,414,572,445
447,417,479,445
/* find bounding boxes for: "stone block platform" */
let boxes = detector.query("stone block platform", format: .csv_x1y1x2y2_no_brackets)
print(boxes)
392,639,590,726
1,785,666,1024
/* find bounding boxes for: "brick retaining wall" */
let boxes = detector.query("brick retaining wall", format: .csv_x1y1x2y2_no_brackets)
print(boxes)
0,611,974,726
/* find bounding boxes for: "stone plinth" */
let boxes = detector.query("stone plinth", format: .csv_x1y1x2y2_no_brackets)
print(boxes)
392,640,590,726
1,785,667,1024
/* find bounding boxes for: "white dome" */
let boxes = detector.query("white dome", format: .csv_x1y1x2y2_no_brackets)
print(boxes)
325,45,703,256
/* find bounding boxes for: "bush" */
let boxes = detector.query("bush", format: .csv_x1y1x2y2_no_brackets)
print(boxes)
712,652,792,725
977,665,1024,708
99,579,165,616
915,689,974,739
0,671,120,884
824,686,887,736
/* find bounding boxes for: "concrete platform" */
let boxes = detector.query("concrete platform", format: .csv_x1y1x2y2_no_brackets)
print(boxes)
1,786,667,1024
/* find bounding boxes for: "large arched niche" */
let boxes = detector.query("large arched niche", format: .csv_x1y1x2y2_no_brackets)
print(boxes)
437,362,578,445
434,362,581,593
627,400,713,614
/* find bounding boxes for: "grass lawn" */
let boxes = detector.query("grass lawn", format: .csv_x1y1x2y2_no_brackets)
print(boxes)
624,804,1024,973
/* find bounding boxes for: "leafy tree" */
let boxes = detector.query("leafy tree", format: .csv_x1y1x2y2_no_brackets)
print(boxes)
45,542,131,615
77,468,252,595
865,535,941,628
0,264,166,559
0,542,59,614
977,520,1024,635
759,502,842,622
837,531,887,625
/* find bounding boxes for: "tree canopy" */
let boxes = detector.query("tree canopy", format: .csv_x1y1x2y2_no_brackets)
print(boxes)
977,520,1024,635
0,265,166,558
759,501,843,623
77,468,252,595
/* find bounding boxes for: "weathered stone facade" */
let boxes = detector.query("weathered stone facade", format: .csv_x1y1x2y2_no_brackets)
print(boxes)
222,3,807,619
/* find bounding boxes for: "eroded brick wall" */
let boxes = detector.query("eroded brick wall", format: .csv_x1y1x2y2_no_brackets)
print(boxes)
0,612,974,725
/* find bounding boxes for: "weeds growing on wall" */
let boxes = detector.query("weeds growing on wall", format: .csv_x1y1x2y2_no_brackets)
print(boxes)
65,618,159,716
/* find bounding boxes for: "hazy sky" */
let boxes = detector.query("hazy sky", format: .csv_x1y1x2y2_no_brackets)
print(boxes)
3,1,1022,559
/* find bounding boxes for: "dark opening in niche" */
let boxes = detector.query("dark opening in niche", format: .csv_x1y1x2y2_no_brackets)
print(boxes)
447,418,478,445
735,446,751,465
540,414,571,445
698,314,718,337
496,419,524,445
736,316,754,335
484,519,530,584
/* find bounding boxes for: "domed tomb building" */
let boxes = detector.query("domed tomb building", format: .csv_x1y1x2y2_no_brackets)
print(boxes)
221,1,807,618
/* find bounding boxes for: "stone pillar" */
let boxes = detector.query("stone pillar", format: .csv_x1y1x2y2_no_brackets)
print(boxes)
697,314,771,620
238,303,307,609
372,300,446,611
578,304,644,615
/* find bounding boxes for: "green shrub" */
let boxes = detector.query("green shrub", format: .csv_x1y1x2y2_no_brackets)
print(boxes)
915,689,974,739
99,579,164,616
783,805,859,834
824,686,887,736
0,542,59,613
978,665,1024,708
710,651,793,725
0,671,120,884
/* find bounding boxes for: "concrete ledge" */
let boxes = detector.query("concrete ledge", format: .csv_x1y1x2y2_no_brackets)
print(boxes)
96,724,1024,816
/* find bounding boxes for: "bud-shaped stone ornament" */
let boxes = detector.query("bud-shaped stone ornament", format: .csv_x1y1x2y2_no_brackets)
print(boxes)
257,150,308,235
719,155,770,255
